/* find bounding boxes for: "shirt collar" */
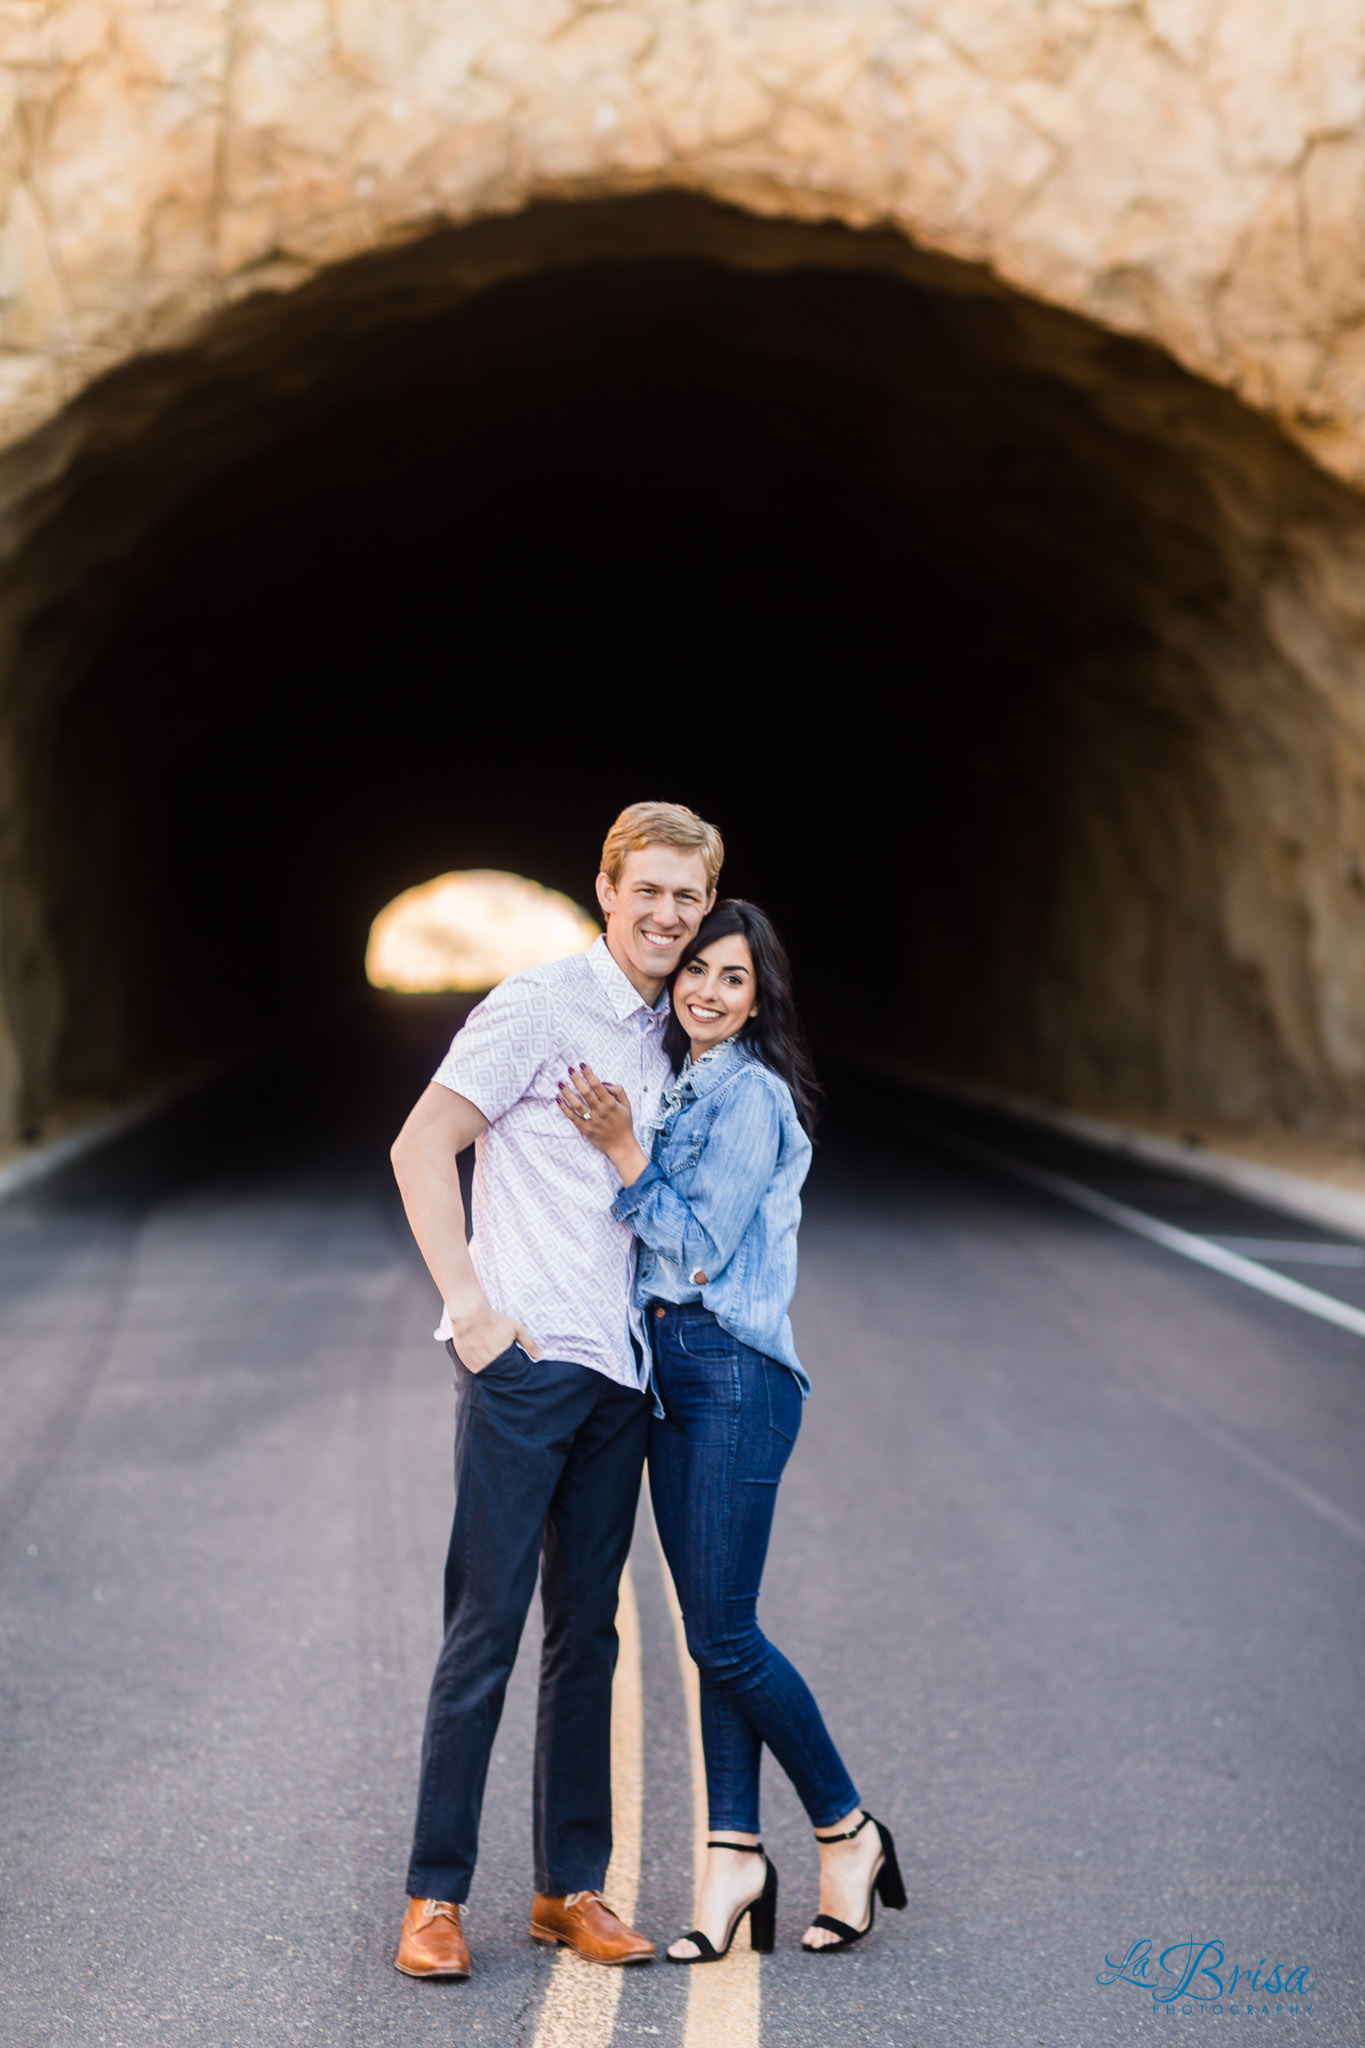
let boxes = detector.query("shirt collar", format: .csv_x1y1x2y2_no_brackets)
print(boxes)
587,934,670,1025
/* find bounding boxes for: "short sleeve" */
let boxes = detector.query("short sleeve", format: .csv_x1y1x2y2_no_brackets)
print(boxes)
432,971,555,1124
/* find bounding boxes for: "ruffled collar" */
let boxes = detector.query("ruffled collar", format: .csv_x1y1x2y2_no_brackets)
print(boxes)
645,1038,744,1132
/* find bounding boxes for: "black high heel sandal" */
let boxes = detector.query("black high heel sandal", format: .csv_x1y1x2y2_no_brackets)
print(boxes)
802,1811,907,1952
667,1841,778,1962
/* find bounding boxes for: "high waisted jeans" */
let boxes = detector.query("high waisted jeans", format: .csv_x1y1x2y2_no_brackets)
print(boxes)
647,1302,859,1833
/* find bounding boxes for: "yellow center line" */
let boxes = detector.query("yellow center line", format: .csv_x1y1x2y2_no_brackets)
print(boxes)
649,1503,762,2048
529,1559,643,2048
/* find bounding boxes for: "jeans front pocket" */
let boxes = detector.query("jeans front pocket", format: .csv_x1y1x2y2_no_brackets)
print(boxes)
653,1318,739,1444
675,1316,733,1363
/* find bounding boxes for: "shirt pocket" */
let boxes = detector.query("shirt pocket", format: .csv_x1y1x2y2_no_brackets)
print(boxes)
666,1098,720,1172
664,1139,704,1181
658,1117,704,1176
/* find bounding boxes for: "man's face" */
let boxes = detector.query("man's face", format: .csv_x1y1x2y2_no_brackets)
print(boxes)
596,845,715,994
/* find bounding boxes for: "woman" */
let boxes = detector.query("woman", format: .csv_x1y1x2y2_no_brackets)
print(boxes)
557,899,905,1960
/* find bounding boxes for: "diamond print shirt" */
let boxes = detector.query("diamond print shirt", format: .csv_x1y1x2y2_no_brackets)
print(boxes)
431,936,672,1390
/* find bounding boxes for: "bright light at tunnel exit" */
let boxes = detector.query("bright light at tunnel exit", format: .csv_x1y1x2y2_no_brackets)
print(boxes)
366,870,600,993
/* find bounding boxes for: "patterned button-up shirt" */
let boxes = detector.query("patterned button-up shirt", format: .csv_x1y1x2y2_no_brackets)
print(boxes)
431,936,672,1390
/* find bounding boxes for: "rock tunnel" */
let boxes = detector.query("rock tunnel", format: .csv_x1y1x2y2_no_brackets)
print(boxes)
4,194,1365,1145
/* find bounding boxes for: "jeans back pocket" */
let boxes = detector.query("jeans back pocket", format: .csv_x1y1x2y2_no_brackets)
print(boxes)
763,1357,800,1443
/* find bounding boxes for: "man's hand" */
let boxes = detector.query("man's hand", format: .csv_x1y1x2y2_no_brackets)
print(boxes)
449,1298,543,1373
557,1063,650,1186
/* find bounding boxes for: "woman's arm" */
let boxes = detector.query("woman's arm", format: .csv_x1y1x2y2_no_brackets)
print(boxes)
611,1075,782,1284
557,1059,783,1282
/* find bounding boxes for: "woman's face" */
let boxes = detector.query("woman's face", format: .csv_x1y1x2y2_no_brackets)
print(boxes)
673,934,759,1055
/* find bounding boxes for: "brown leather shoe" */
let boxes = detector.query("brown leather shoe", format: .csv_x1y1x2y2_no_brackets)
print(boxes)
395,1897,471,1978
530,1890,655,1965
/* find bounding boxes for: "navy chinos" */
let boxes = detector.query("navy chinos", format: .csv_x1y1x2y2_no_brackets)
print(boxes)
406,1341,648,1904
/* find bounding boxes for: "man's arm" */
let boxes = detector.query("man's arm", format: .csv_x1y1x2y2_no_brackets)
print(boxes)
390,1082,541,1370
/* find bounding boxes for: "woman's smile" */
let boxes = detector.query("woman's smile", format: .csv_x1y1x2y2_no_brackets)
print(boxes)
673,937,759,1057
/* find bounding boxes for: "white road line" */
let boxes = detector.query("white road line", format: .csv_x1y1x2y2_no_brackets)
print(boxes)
931,1123,1365,1341
1149,1389,1365,1552
648,1500,762,2048
1211,1237,1365,1266
924,1123,1365,1551
529,1560,643,2048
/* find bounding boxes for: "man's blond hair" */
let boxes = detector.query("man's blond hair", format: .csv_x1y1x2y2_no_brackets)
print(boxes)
600,801,724,892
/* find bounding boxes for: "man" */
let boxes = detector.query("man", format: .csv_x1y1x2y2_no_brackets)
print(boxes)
389,800,722,1979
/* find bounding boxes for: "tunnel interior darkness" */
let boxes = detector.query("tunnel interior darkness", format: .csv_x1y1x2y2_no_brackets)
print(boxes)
7,196,1365,1141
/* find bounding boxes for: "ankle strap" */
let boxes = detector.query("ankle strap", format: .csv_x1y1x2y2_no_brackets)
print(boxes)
815,1812,871,1845
707,1839,764,1853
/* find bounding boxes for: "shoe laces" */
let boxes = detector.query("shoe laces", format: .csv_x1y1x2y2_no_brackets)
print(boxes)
562,1889,613,1916
419,1899,461,1926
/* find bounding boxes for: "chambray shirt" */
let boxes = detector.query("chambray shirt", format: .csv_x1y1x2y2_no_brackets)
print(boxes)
431,937,671,1391
610,1037,812,1392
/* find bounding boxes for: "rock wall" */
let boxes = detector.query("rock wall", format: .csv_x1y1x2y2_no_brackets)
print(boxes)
1,5,1365,1148
3,0,1365,482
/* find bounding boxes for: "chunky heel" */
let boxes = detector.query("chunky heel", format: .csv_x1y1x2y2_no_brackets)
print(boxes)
803,1811,907,1952
874,1821,907,1912
668,1842,776,1964
746,1856,778,1954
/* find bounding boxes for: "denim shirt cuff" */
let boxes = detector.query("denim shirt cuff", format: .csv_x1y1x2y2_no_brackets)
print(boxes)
610,1160,665,1222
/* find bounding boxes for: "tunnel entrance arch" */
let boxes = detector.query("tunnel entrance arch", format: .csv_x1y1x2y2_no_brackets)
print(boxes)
3,194,1365,1147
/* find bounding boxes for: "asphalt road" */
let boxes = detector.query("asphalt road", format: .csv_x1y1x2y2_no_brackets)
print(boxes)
1,1003,1360,2046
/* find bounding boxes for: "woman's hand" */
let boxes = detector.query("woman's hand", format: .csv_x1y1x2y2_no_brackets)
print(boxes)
557,1064,649,1185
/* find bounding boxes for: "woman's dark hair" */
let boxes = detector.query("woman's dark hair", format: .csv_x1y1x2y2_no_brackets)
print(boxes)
664,899,822,1134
